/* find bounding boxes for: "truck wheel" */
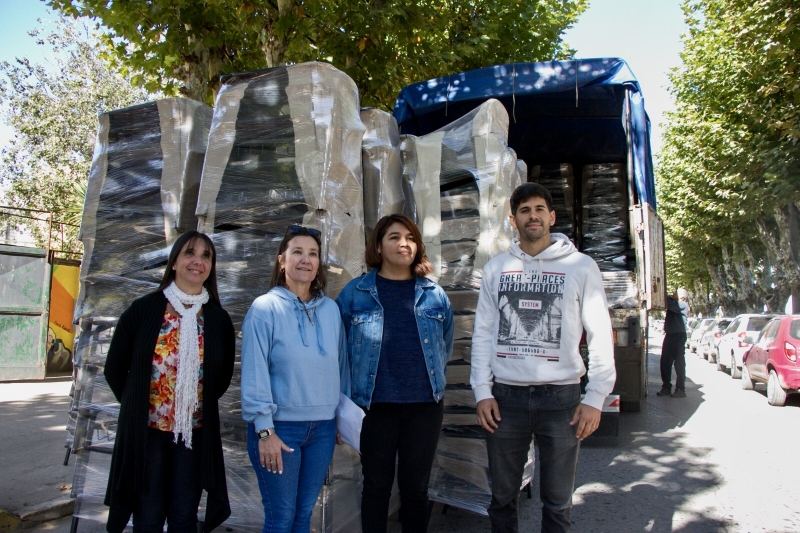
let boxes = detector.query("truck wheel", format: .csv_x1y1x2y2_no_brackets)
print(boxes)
730,354,742,379
767,370,787,406
620,400,640,413
741,365,755,390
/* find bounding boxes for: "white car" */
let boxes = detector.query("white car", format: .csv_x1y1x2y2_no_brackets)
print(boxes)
715,314,774,377
689,318,714,353
700,318,734,362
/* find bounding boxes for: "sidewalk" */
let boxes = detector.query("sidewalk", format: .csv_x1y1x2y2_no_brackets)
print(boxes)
0,379,75,532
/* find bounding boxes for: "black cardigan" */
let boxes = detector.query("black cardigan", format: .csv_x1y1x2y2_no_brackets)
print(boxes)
103,291,235,533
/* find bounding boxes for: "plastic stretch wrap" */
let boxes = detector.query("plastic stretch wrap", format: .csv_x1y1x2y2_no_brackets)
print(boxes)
602,271,639,309
196,62,365,309
401,99,524,370
530,164,575,239
401,99,523,284
191,63,370,531
71,441,112,522
76,99,212,321
68,99,211,482
580,163,631,271
428,425,534,516
361,109,404,241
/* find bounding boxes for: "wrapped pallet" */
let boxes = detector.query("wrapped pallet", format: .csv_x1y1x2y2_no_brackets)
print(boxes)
361,108,404,242
428,425,534,516
580,163,630,272
76,99,212,324
400,99,529,516
194,62,366,532
196,62,366,312
400,98,524,361
530,163,575,240
67,98,213,524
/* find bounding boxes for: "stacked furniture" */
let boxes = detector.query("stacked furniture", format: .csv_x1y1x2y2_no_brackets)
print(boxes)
194,62,367,532
529,163,575,240
399,98,531,514
361,108,405,242
580,163,630,272
68,98,213,523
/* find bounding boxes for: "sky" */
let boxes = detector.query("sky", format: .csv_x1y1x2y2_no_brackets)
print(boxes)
563,0,686,154
0,0,687,154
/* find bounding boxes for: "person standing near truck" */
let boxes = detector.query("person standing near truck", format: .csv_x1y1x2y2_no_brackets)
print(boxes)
471,183,616,533
657,288,690,398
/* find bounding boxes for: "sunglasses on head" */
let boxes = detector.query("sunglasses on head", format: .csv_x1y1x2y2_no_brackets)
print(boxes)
286,224,322,238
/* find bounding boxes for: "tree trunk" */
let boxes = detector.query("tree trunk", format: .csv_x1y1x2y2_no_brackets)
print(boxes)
705,258,735,316
786,203,800,313
262,0,296,68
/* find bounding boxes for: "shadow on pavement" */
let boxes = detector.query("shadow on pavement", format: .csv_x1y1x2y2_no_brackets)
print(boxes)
564,338,730,532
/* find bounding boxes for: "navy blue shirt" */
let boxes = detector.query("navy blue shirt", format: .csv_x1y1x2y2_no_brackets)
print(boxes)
372,275,434,403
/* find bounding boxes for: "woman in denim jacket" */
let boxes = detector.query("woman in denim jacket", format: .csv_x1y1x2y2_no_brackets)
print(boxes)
336,214,453,533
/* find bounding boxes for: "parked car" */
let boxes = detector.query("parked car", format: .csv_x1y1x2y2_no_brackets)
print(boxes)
741,315,800,406
715,314,773,377
684,318,699,348
699,318,734,362
689,318,715,353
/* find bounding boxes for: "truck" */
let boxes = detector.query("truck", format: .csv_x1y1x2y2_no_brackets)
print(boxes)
393,58,666,414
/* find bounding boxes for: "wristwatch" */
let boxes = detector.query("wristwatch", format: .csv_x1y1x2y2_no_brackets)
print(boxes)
257,427,274,440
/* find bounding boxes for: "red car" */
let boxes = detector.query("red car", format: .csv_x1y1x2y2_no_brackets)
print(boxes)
742,315,800,406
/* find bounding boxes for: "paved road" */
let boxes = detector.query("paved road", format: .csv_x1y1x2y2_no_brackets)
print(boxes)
23,328,800,533
426,329,800,533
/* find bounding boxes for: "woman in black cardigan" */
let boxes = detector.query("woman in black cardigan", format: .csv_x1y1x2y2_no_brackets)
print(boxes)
103,231,235,533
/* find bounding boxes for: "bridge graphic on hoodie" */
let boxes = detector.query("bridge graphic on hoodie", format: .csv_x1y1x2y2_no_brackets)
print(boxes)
496,269,565,361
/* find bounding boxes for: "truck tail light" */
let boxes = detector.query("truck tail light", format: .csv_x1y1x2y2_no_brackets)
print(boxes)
785,342,797,362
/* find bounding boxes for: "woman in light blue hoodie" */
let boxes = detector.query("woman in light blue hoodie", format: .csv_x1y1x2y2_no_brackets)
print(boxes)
241,225,349,533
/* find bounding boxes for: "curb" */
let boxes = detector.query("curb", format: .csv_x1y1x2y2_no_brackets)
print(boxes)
0,498,74,532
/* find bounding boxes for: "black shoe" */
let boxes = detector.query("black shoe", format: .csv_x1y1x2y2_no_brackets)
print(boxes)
656,386,671,396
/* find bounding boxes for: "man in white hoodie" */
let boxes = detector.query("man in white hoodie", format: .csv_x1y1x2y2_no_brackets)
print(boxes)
471,183,616,533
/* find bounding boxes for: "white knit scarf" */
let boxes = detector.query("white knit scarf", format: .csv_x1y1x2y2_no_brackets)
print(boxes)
163,281,209,448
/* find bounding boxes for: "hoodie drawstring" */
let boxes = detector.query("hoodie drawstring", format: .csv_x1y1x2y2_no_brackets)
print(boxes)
296,297,325,354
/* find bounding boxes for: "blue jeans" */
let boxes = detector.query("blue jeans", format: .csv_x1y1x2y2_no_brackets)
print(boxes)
486,383,581,533
132,427,203,533
247,420,336,533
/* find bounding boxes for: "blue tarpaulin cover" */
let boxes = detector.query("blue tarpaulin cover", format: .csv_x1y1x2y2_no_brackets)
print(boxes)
393,58,656,210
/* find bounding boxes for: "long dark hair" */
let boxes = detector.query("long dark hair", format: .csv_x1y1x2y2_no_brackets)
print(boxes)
156,231,221,305
268,228,327,297
365,214,432,277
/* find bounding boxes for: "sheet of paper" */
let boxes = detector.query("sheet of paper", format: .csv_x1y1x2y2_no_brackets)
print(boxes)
335,392,365,454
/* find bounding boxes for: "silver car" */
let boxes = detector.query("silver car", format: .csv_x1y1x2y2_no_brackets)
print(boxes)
689,318,715,354
700,318,734,362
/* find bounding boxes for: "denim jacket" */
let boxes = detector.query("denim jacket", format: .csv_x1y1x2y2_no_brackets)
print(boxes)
336,269,454,408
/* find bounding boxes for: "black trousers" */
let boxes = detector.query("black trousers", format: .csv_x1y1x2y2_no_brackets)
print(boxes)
360,401,444,533
132,427,204,533
660,332,687,391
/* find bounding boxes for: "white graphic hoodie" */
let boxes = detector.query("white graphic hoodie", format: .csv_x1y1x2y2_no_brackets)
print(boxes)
470,233,616,410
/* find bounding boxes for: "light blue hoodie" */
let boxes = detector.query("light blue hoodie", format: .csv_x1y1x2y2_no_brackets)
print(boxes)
241,286,350,431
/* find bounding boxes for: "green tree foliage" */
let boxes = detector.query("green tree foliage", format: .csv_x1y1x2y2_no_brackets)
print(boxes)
658,0,800,315
0,16,150,254
48,0,587,108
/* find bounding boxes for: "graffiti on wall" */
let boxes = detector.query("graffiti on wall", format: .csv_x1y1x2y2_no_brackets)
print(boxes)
47,263,79,375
